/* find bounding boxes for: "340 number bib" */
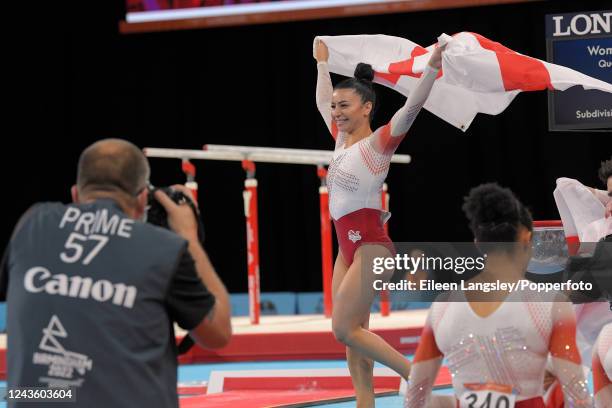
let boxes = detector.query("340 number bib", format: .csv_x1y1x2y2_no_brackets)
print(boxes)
459,383,516,408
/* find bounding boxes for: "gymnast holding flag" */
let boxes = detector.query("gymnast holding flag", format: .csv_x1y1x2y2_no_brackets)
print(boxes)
314,37,444,407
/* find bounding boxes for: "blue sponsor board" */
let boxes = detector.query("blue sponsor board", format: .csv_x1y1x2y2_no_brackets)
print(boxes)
0,303,5,332
546,10,612,131
297,292,431,314
230,292,296,316
296,292,327,315
229,292,431,316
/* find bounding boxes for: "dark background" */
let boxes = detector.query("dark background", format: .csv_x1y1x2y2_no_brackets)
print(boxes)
6,0,611,294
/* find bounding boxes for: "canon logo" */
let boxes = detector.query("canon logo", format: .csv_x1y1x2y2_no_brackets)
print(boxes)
552,12,611,37
24,266,137,308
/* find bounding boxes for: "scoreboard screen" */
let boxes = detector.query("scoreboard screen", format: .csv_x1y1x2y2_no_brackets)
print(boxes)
546,10,612,131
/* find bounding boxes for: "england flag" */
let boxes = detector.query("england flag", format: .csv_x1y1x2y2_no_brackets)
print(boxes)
314,32,612,131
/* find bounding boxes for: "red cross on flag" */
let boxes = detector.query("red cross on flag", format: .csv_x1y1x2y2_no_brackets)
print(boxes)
314,32,612,131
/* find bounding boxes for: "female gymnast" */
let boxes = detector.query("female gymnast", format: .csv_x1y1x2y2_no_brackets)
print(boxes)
593,322,612,408
314,38,443,407
405,183,592,408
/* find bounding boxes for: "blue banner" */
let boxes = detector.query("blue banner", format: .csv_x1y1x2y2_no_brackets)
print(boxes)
546,10,612,131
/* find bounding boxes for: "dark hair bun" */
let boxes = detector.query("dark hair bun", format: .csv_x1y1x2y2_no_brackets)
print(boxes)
463,183,519,227
354,63,374,83
599,156,612,185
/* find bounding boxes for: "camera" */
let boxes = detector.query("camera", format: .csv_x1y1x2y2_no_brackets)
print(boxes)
146,185,205,355
146,186,205,243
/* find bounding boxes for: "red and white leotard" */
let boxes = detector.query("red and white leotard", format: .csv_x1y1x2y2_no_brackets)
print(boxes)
405,291,592,408
316,62,438,262
593,323,612,408
316,62,439,222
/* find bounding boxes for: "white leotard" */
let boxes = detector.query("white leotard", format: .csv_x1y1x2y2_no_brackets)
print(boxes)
598,324,612,380
594,323,612,408
405,290,591,407
316,62,438,221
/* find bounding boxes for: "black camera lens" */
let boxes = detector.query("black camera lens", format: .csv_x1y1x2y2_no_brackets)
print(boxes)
146,186,205,244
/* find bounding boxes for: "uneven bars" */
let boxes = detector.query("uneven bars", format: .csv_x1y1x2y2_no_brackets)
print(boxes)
145,147,411,165
205,144,411,164
205,144,334,157
145,147,331,165
144,148,244,161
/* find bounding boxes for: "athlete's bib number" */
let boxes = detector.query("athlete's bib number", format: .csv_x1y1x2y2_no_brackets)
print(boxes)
459,383,516,408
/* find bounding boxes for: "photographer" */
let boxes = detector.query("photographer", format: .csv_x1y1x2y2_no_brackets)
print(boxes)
0,139,231,407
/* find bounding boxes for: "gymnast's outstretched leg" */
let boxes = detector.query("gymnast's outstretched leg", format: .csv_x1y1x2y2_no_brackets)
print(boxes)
332,253,374,407
332,244,411,406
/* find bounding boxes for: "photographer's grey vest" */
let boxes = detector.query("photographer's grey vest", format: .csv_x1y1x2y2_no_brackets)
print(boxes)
3,199,212,408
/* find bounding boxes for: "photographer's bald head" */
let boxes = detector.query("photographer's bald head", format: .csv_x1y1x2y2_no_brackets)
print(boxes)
72,139,150,220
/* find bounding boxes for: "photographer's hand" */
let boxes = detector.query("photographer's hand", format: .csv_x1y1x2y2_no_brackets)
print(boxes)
154,186,199,242
169,184,199,209
156,185,233,349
